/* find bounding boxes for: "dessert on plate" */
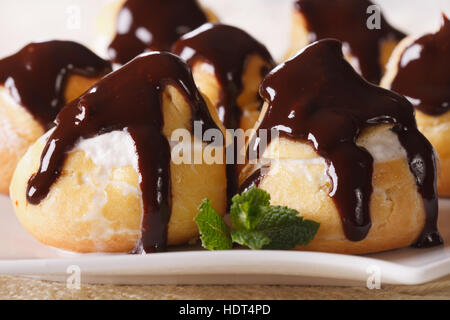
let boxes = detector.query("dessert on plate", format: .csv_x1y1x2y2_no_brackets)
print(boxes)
286,0,405,83
381,15,450,196
240,39,442,254
173,23,276,201
10,52,227,253
97,0,218,65
0,40,111,194
173,23,275,132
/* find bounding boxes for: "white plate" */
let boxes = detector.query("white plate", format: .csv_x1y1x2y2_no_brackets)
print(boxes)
1,0,450,287
0,194,448,286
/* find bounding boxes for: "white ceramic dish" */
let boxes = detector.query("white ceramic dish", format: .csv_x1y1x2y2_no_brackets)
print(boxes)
1,0,450,287
0,194,448,286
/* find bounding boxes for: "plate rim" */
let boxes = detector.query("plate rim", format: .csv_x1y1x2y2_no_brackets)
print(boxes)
0,249,449,285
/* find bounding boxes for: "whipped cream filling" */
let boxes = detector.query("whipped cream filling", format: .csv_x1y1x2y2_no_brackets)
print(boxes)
73,129,143,250
73,128,139,173
40,129,142,251
260,127,407,164
253,128,409,193
357,127,407,163
0,86,34,149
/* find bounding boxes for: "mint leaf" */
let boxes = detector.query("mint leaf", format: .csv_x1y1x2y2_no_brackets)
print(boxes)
194,199,232,250
195,187,320,251
255,206,320,250
231,229,271,250
230,187,270,230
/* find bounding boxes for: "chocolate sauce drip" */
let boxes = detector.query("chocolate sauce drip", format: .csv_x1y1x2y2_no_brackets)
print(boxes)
391,15,450,116
0,41,111,128
173,23,275,129
173,23,275,204
108,0,208,65
243,40,442,246
26,52,218,253
295,0,405,83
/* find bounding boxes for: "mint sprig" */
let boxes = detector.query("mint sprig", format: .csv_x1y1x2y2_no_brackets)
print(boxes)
194,187,320,250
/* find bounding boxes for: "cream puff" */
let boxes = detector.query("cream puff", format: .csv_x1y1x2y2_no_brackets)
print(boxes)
286,0,405,83
381,15,450,196
98,0,218,64
10,52,227,253
240,39,442,254
0,40,111,194
173,23,275,132
172,23,275,203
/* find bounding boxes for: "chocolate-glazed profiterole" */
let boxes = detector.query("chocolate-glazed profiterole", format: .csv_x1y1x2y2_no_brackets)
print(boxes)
11,52,226,253
173,23,275,130
0,40,111,193
0,41,111,128
388,15,450,115
107,0,213,64
241,40,442,253
173,23,275,203
382,14,450,196
286,0,405,83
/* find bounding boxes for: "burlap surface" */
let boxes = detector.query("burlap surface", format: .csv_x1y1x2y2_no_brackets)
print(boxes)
0,275,449,300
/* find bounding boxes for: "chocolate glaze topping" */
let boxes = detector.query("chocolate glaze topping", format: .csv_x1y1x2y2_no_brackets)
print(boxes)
26,52,218,252
173,23,275,129
243,40,442,247
172,23,275,203
0,41,111,128
295,0,405,83
108,0,208,65
391,15,450,115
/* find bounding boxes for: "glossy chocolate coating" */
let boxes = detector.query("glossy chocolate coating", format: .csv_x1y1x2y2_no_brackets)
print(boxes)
26,52,218,253
295,0,405,83
0,41,111,128
391,15,450,115
108,0,208,64
243,40,442,247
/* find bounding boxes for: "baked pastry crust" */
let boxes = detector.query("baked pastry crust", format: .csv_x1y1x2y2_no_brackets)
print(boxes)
240,122,426,254
10,85,227,253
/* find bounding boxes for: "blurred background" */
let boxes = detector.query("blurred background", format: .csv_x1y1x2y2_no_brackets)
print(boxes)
0,0,450,60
